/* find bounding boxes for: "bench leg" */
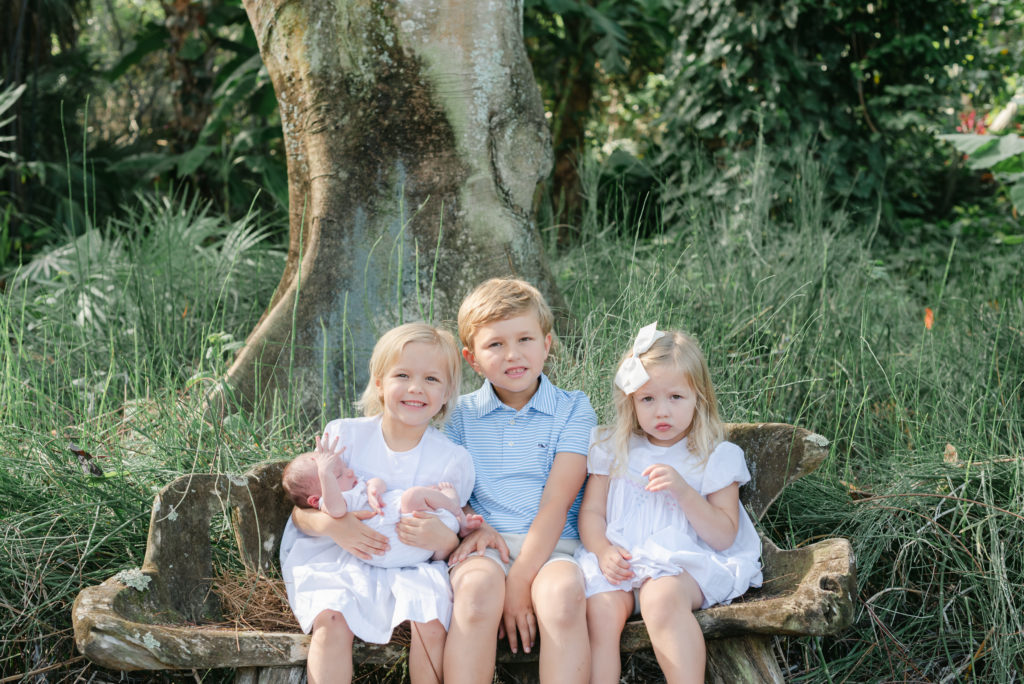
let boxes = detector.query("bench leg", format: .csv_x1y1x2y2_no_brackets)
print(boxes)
234,665,306,684
706,635,784,684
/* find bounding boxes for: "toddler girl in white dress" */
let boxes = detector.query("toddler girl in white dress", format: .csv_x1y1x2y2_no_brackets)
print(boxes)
576,323,762,684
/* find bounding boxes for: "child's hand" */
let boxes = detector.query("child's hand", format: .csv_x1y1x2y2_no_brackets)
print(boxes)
503,566,536,654
448,522,510,566
642,463,693,502
598,544,634,584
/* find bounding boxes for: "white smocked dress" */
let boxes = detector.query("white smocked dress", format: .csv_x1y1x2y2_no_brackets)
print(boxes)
280,416,474,642
576,430,762,609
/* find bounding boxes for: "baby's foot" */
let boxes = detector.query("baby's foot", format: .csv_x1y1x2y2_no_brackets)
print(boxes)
434,481,454,491
462,514,484,533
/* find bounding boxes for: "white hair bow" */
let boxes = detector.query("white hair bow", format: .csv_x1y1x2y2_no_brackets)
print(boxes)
614,322,665,394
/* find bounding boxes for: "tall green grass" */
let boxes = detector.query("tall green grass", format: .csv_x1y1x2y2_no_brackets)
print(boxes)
549,148,1024,681
1,143,1021,681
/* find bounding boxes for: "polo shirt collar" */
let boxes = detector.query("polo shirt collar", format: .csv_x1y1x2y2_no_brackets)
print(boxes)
475,374,557,417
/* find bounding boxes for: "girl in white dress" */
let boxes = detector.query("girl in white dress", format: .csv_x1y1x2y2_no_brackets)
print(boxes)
280,323,474,684
576,324,762,684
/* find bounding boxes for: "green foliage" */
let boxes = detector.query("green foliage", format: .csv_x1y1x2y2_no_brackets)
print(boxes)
656,0,1005,232
939,131,1024,226
1,144,1023,681
553,144,1023,681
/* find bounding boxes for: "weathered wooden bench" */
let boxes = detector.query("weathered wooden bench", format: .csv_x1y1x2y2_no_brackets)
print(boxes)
73,422,855,683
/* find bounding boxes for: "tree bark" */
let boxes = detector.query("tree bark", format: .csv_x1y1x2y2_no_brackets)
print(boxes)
219,0,557,422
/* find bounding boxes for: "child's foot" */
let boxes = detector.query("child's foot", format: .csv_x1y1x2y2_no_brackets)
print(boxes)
434,481,454,491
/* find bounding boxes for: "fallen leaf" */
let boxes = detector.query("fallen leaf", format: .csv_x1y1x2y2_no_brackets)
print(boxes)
943,443,959,464
70,442,104,477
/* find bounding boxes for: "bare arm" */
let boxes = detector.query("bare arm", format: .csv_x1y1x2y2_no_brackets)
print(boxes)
291,506,389,560
315,452,349,518
578,473,634,583
503,451,587,654
643,464,740,551
395,512,461,561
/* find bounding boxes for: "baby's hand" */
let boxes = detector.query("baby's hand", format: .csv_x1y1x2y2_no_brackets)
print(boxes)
312,438,345,475
642,463,690,501
315,432,343,456
598,544,634,584
366,478,386,515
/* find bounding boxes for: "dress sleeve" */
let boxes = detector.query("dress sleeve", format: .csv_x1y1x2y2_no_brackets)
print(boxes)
439,441,476,506
700,441,751,496
586,427,615,476
555,391,597,456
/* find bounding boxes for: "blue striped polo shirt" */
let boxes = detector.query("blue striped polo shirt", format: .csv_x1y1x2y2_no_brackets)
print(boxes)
444,374,596,538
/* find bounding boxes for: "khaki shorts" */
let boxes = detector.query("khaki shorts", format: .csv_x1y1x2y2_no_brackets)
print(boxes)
453,533,581,574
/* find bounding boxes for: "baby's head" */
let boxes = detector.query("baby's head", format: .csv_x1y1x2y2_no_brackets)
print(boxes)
610,328,724,463
282,451,357,509
357,322,461,420
457,277,553,354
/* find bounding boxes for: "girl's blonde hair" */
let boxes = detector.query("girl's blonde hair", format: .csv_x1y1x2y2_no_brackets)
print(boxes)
603,330,724,475
356,322,461,421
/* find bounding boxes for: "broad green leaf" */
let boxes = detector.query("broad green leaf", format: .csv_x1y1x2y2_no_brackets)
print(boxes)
966,135,1024,171
937,133,999,157
176,145,216,177
1010,182,1024,214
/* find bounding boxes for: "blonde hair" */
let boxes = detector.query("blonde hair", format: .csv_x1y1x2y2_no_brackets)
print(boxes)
457,278,554,351
356,322,461,420
281,452,319,508
602,330,724,475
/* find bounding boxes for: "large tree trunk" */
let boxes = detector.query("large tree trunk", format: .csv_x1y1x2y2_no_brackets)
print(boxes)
218,0,557,422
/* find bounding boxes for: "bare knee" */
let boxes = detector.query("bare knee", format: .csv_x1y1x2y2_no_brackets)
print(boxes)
310,610,354,643
533,563,586,630
451,559,504,625
638,575,701,630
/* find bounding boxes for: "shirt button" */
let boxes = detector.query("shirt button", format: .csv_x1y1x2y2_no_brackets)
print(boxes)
509,419,515,425
509,441,515,446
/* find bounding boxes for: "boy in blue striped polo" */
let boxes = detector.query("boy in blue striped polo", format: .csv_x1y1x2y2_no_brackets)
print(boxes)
442,278,596,684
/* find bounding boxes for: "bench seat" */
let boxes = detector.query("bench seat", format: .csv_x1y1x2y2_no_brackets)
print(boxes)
73,423,855,682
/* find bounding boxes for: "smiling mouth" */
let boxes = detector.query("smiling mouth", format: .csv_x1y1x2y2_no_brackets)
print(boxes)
505,367,528,377
402,400,427,407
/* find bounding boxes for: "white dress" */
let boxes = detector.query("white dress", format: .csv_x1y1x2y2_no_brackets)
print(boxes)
338,483,460,568
576,430,762,609
280,416,474,642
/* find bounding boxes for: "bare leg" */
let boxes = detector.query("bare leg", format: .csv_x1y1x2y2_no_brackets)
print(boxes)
401,485,474,531
409,619,447,684
585,590,633,684
308,609,354,684
532,561,589,684
638,573,705,684
444,556,505,684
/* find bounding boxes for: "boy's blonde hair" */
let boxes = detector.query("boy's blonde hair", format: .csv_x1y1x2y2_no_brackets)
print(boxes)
457,278,554,350
357,322,461,420
602,330,724,475
281,452,319,508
